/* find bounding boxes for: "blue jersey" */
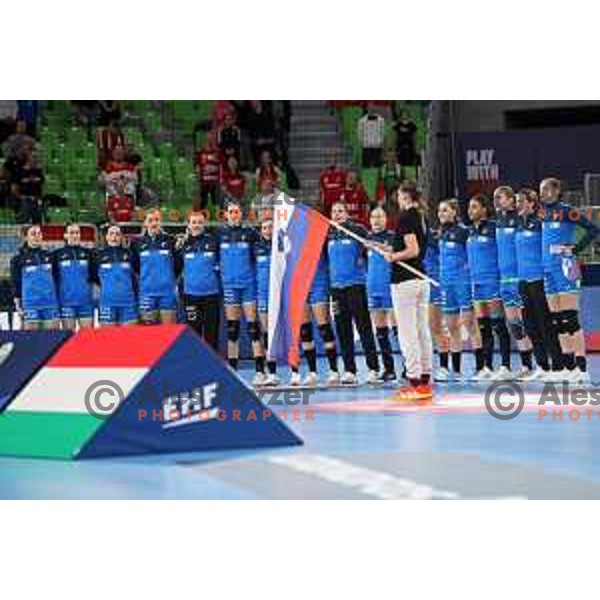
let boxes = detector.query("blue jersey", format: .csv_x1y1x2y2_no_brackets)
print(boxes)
178,232,220,297
541,201,600,272
495,210,520,281
327,220,368,289
217,224,259,288
11,246,59,310
439,223,470,285
467,219,500,283
366,229,394,296
516,213,543,282
53,245,94,308
423,230,441,281
92,246,137,308
254,235,272,309
132,232,179,298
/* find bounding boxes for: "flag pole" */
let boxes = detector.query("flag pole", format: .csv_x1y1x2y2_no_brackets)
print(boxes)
326,218,440,288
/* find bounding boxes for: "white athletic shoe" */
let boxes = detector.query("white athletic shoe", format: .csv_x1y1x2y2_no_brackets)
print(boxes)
571,368,591,385
492,366,515,381
325,370,340,386
341,371,359,386
434,367,451,382
452,372,464,383
302,372,319,387
515,367,533,382
289,372,302,387
524,368,547,382
542,369,567,383
366,370,384,385
252,372,268,387
472,367,494,382
0,342,14,366
264,373,280,387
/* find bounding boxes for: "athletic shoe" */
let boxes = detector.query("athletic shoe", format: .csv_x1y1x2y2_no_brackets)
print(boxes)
523,368,547,382
434,367,450,382
264,374,280,387
515,367,532,382
289,372,302,387
472,367,494,382
366,370,384,385
543,369,570,383
325,370,340,386
382,370,397,383
302,372,319,387
452,372,464,383
0,342,14,366
340,372,359,386
492,366,515,381
395,385,432,401
571,368,591,385
415,384,434,399
252,372,268,387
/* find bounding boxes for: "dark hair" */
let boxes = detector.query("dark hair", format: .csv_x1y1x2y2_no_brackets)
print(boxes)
517,187,539,210
470,193,493,216
398,181,428,216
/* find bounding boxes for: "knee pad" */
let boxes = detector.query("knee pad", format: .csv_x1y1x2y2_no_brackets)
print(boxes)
226,319,240,343
247,320,262,342
550,312,562,332
507,319,527,341
318,322,335,344
300,322,314,343
560,310,581,335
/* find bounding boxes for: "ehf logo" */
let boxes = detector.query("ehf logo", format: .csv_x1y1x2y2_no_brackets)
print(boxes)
161,383,219,429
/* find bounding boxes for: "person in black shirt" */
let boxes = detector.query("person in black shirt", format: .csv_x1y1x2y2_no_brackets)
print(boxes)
13,150,45,223
393,112,418,172
383,183,433,399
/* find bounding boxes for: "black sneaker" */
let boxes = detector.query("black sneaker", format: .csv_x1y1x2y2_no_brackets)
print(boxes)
382,370,397,383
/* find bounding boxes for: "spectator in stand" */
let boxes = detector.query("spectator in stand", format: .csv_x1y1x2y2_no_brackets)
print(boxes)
96,118,125,169
357,104,385,168
272,100,291,165
100,144,139,222
221,156,246,204
340,170,370,227
247,101,276,168
3,120,35,159
195,133,222,210
217,113,241,162
11,149,45,223
98,101,121,127
375,150,402,221
72,101,99,140
255,150,281,193
393,111,418,172
0,101,18,146
319,153,347,216
253,177,278,216
212,101,235,129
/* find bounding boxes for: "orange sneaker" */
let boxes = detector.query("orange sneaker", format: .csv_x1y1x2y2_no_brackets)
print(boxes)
394,386,422,402
415,384,434,399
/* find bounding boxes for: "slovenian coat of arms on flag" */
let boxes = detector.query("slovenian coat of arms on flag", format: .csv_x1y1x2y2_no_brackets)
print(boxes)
267,202,330,367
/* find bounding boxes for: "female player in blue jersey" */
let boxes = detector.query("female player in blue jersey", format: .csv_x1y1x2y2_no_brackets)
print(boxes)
133,211,181,325
11,225,60,330
177,212,221,352
539,177,600,383
217,200,266,386
515,188,563,380
466,195,512,379
366,206,397,381
92,225,138,326
255,217,280,386
423,226,450,380
437,199,484,381
53,223,94,330
493,186,534,379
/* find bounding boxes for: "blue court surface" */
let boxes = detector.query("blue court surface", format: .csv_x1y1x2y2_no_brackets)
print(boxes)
2,354,600,499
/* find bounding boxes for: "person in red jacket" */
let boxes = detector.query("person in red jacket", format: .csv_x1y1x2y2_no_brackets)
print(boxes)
319,157,347,216
195,133,222,210
221,156,246,203
340,170,370,227
255,150,281,191
101,144,139,222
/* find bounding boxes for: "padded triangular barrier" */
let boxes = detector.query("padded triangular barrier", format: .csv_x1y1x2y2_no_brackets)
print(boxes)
0,326,302,460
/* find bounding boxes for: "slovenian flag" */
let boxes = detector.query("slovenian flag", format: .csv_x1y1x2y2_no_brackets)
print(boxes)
268,203,330,367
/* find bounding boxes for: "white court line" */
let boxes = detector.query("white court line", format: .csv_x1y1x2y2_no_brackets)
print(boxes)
267,454,527,500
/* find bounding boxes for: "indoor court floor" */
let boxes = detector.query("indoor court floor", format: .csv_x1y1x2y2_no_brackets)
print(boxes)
2,354,600,500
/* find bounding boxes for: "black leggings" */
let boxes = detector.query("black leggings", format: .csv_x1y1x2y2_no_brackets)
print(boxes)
331,284,379,374
520,279,562,370
183,293,221,352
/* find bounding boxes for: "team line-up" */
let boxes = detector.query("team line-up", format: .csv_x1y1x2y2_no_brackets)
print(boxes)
9,179,600,401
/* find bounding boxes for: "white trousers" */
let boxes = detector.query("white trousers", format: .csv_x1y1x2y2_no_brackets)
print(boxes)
391,278,433,380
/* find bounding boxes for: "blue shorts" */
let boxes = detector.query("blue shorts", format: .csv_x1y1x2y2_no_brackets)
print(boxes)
23,307,60,323
223,283,256,306
500,280,523,308
544,269,580,295
368,291,392,310
257,294,269,313
308,278,329,305
442,282,472,315
472,279,500,303
99,305,139,325
60,304,94,320
139,294,178,314
429,283,443,306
